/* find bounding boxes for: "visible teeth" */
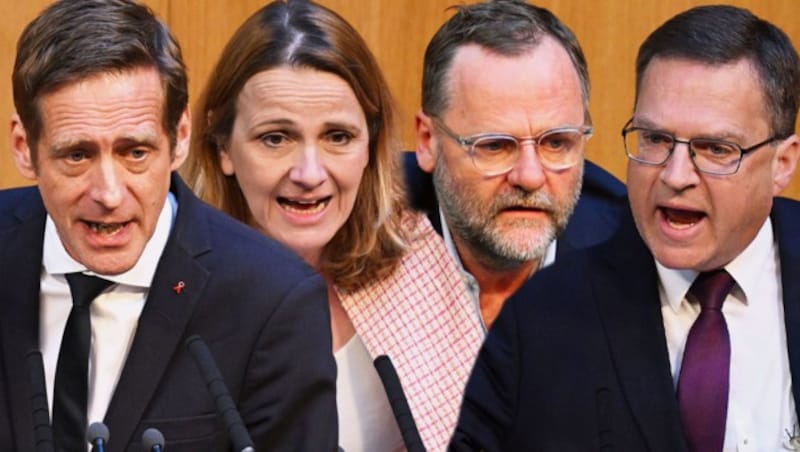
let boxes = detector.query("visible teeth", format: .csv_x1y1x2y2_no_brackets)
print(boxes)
666,218,695,229
89,222,124,235
662,208,703,229
279,197,330,214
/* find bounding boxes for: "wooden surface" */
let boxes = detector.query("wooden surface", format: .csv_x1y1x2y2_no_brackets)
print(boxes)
2,0,799,199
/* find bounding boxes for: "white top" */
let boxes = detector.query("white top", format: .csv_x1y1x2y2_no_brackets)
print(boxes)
334,334,404,452
40,192,176,425
659,218,797,451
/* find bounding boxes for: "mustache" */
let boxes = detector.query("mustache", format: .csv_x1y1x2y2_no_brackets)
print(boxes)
489,190,555,212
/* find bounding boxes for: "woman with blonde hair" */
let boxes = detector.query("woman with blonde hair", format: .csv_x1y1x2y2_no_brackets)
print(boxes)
182,1,482,450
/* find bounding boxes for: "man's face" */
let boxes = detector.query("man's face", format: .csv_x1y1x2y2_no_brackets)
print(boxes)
416,38,585,268
11,67,190,275
627,57,799,271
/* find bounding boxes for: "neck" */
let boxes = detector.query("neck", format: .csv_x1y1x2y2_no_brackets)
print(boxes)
456,242,539,329
327,282,356,353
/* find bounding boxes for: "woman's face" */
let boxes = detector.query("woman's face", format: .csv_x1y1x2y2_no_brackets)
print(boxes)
220,66,370,268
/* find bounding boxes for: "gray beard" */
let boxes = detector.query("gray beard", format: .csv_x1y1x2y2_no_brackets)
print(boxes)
433,152,582,270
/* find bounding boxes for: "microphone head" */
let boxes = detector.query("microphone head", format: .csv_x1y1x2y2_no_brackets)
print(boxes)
142,428,165,450
86,422,110,443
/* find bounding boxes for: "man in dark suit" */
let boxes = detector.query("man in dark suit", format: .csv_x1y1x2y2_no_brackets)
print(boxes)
410,0,626,329
451,5,800,451
0,1,336,451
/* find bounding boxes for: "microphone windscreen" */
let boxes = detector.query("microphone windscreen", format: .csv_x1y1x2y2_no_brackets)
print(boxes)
373,355,426,452
185,335,255,452
86,422,110,443
142,428,165,450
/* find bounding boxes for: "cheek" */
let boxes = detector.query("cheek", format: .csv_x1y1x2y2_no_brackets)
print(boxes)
625,167,654,220
337,148,370,193
549,168,581,196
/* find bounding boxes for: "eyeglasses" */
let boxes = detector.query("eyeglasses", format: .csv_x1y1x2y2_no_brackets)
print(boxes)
621,119,782,176
431,117,592,176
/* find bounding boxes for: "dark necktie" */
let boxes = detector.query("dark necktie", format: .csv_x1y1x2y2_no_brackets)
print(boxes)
53,273,113,452
677,269,735,452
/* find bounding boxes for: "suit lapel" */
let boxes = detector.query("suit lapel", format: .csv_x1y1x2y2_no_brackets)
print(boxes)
592,211,688,452
772,199,800,416
0,189,46,449
103,176,211,449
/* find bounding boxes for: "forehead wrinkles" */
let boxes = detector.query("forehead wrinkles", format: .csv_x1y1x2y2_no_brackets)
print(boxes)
39,72,165,147
240,69,359,116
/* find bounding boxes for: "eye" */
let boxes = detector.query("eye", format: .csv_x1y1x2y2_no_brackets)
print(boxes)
539,131,579,152
128,149,148,160
327,130,353,145
473,136,516,154
641,130,673,147
259,132,290,148
693,139,737,157
66,150,88,163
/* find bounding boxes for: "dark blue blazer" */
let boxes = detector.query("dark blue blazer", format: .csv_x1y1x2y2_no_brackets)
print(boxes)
0,174,337,452
403,152,627,257
450,197,800,451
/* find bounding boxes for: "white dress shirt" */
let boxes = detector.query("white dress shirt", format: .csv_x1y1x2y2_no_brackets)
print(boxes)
659,218,797,451
40,193,176,426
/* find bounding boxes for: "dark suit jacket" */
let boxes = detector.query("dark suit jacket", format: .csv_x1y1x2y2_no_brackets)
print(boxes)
0,174,337,451
450,197,800,451
403,152,628,258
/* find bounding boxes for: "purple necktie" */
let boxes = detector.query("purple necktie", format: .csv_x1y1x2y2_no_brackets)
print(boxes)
677,269,735,452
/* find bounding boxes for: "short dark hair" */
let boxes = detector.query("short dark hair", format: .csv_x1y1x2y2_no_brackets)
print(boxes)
636,5,800,137
12,0,188,154
421,0,589,119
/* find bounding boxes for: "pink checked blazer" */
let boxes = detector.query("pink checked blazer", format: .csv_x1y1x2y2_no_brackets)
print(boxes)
336,214,484,451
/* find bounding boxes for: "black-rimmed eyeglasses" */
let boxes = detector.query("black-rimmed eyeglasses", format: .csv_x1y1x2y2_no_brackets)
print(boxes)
622,118,782,175
431,117,592,177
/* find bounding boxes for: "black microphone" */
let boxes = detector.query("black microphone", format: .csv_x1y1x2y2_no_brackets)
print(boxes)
26,350,55,452
142,428,165,451
373,355,426,452
86,422,109,452
185,335,255,452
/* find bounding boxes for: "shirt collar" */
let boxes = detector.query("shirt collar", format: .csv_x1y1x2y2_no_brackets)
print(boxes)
43,191,177,287
656,217,775,312
438,206,556,298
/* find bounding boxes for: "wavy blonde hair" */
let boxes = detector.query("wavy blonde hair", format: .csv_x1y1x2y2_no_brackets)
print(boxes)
182,0,410,290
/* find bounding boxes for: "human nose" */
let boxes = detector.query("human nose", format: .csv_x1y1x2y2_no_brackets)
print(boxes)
89,156,124,209
505,140,546,191
659,142,700,190
289,144,327,188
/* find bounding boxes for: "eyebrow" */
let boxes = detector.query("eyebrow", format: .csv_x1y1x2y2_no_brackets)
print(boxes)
631,117,745,143
251,118,364,134
49,133,161,155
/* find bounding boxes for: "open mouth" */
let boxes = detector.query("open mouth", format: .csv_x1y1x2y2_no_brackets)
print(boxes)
661,207,705,229
503,206,545,212
86,221,127,236
277,196,332,214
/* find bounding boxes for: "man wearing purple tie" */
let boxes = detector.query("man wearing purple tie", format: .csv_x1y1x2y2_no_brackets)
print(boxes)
451,5,800,451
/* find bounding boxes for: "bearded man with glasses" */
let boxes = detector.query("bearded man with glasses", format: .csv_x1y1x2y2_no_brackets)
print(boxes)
408,0,626,329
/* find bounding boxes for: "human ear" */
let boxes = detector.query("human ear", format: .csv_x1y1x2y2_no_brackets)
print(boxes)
10,113,37,180
414,110,438,174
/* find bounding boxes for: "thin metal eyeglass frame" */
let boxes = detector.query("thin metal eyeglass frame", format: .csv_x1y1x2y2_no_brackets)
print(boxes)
621,118,782,175
430,116,592,176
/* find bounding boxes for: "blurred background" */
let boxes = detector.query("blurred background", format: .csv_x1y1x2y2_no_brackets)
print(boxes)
2,0,798,198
